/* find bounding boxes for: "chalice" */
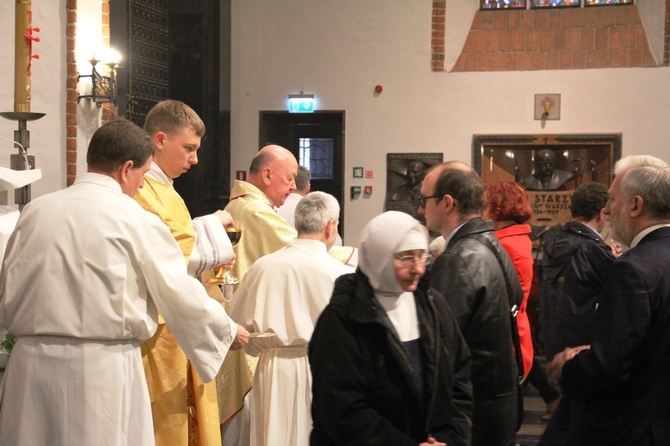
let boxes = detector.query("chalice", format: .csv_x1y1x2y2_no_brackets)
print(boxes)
209,227,242,286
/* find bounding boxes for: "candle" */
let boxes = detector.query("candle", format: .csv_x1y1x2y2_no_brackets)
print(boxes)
14,0,32,113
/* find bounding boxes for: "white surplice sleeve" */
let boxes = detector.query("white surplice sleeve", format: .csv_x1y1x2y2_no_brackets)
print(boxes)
140,216,237,382
188,214,234,276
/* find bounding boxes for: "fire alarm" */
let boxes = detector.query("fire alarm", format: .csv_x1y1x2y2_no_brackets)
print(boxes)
374,85,383,94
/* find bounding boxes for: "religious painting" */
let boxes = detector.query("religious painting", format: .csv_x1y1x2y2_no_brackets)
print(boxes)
472,134,621,229
385,153,443,223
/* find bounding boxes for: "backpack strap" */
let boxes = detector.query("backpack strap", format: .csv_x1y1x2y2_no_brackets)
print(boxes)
472,233,525,384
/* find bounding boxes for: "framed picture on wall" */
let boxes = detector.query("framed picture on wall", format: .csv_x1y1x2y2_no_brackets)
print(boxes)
472,133,621,228
385,153,443,223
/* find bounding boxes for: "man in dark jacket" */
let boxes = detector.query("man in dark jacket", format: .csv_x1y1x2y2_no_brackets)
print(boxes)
538,181,616,445
549,155,670,446
419,161,521,446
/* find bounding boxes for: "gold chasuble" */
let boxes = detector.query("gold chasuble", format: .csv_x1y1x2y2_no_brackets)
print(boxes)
217,180,355,424
135,175,222,446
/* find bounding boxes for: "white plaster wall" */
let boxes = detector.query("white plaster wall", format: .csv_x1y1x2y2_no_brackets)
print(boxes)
231,0,670,245
445,0,479,70
0,0,67,202
639,0,665,64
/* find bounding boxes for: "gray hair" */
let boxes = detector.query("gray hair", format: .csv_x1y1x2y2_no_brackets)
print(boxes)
249,150,273,174
295,191,340,235
295,166,311,192
619,164,670,219
614,155,668,175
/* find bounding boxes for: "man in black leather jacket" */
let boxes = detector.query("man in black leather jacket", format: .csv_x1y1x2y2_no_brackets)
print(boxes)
419,161,521,446
539,182,616,445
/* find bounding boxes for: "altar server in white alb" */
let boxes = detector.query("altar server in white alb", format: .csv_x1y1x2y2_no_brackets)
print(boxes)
0,119,249,446
229,191,352,446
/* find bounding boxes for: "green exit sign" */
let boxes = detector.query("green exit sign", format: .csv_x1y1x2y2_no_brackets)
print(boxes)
288,96,314,113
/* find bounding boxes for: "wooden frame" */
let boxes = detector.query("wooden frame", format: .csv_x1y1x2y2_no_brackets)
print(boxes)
472,133,621,227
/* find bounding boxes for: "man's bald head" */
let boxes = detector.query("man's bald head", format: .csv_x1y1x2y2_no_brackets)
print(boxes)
249,145,293,173
442,160,475,174
534,149,557,178
248,145,298,207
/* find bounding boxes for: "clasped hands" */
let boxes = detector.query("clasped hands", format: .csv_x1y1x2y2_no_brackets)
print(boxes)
546,345,590,386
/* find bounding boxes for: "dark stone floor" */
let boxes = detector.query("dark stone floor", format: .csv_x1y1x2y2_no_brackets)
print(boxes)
516,383,548,445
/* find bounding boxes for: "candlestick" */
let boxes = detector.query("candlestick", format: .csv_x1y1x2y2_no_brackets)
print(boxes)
3,0,43,208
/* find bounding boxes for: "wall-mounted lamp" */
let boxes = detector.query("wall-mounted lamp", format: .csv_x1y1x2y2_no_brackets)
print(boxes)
77,52,120,106
534,94,560,120
288,92,315,113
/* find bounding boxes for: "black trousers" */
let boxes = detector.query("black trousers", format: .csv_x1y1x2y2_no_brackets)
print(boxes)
527,357,560,403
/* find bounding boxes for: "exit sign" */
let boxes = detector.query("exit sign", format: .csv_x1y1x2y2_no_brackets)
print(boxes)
288,96,314,113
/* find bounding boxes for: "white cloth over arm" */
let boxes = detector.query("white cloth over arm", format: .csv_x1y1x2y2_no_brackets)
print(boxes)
190,213,233,276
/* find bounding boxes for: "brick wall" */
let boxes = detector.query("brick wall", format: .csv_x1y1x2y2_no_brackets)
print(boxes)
433,4,657,72
432,1,446,71
66,0,77,186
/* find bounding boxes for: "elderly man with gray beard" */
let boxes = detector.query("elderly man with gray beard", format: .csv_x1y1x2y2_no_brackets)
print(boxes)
548,155,670,446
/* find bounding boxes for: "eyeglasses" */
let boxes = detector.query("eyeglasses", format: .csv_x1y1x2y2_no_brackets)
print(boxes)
392,252,432,266
418,194,443,208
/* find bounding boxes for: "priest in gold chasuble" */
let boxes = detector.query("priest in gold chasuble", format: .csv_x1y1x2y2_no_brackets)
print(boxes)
136,101,240,446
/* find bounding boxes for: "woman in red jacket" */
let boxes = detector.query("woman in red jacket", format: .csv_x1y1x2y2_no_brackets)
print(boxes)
483,182,534,381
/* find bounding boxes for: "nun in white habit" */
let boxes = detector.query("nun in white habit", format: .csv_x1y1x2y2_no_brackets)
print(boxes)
309,211,473,446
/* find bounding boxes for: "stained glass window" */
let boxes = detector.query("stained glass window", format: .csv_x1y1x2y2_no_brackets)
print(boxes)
299,138,334,180
480,0,526,10
531,0,580,8
586,0,634,5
